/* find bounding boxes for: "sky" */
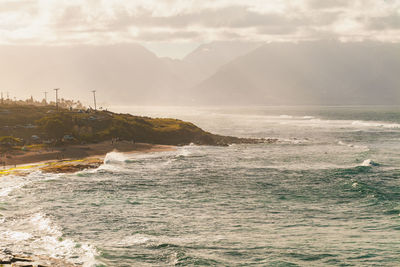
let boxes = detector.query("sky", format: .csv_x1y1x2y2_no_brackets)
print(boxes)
0,0,399,58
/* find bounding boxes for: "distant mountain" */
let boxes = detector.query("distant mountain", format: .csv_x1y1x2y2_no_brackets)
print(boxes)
183,41,262,81
162,41,261,90
0,44,184,105
190,41,400,105
1,41,400,106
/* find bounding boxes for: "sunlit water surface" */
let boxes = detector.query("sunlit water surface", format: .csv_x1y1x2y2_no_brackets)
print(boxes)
1,106,400,266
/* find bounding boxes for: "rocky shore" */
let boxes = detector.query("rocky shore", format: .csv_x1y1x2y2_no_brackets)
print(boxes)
1,141,174,167
39,158,104,174
0,139,278,176
0,249,77,267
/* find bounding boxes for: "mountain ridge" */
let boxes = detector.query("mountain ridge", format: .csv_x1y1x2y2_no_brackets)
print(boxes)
189,40,400,105
1,40,399,105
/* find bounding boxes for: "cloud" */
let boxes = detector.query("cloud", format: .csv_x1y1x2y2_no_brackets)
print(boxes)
0,0,399,45
137,30,200,42
306,0,350,10
0,0,37,13
107,6,306,29
363,12,400,30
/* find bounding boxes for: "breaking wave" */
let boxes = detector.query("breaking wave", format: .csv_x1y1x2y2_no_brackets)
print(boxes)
352,121,400,128
0,212,100,267
360,159,380,167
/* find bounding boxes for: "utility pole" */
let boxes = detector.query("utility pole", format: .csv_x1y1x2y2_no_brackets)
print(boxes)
6,92,9,100
44,91,48,104
91,90,97,111
54,88,60,111
1,92,3,105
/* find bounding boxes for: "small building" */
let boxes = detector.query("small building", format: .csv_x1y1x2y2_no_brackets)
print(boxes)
24,124,37,129
31,135,40,141
62,135,75,142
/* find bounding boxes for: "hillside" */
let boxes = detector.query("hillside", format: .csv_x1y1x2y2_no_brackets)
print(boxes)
190,41,400,105
0,105,260,147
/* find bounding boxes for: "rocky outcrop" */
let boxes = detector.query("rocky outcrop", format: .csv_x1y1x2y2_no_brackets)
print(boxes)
0,249,76,267
40,158,103,173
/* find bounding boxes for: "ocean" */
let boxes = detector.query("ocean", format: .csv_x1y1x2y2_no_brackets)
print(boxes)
0,106,399,266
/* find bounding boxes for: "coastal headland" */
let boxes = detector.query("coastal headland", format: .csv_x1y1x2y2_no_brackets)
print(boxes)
0,104,274,175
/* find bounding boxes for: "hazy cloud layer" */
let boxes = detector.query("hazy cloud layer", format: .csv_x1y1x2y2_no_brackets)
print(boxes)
0,0,399,45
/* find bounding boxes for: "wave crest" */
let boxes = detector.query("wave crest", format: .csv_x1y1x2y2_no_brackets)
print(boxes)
360,159,380,167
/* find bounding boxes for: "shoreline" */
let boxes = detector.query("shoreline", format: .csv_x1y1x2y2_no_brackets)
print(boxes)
0,141,175,175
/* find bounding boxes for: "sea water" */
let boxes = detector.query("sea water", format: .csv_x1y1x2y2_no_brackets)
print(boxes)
0,106,399,266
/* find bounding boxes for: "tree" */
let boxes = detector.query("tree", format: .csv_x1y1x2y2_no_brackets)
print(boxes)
37,115,73,141
0,136,22,152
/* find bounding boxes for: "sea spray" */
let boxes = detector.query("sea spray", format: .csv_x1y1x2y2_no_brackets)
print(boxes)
360,159,380,167
104,151,129,164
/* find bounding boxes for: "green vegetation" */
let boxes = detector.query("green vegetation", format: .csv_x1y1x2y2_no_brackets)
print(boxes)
0,136,22,152
0,136,22,144
0,104,259,146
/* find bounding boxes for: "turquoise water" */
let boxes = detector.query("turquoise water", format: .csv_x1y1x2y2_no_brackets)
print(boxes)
1,106,400,266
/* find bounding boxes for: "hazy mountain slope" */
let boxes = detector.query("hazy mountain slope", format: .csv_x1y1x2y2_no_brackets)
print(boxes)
190,41,400,105
163,41,262,88
183,41,262,78
0,44,184,105
2,41,399,106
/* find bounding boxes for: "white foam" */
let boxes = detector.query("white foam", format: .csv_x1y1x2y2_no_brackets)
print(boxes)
117,234,151,246
279,115,293,119
98,150,181,173
27,212,100,266
276,116,400,130
277,138,310,144
361,159,378,167
352,121,400,128
0,211,101,266
0,185,22,197
175,147,191,157
0,171,53,198
104,151,129,164
0,230,32,241
30,212,61,236
0,175,28,197
105,150,178,164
